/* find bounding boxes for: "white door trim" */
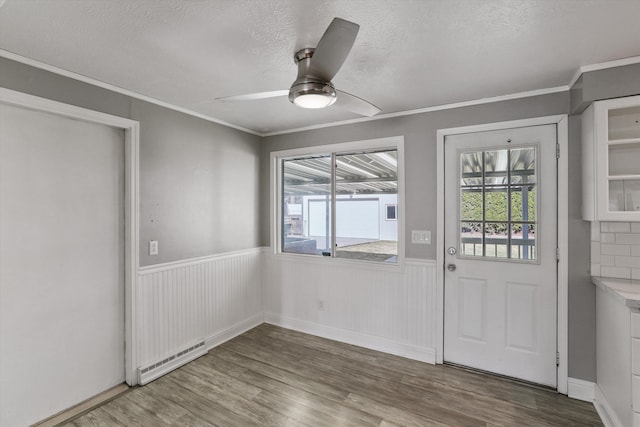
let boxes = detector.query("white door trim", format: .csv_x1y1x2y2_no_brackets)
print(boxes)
0,87,141,386
436,115,569,394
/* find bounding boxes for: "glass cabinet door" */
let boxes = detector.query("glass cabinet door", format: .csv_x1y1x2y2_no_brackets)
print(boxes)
606,105,640,214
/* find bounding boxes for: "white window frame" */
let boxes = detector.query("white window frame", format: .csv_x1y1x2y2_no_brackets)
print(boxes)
270,136,405,268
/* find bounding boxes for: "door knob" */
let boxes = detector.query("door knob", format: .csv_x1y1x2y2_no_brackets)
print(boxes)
447,264,456,272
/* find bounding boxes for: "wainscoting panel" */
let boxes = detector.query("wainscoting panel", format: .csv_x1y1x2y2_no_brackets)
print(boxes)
136,248,263,369
263,255,437,363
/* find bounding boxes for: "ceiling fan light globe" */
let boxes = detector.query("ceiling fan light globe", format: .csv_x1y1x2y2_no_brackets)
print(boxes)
289,81,337,109
294,93,336,109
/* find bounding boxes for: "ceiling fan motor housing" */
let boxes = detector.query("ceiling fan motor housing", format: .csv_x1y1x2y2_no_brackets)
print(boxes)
289,48,337,108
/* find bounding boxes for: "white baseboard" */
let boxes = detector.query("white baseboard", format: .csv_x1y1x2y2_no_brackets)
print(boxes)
264,312,436,364
594,384,623,427
567,377,595,402
205,312,264,351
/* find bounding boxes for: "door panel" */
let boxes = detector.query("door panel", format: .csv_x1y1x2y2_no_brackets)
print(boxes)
444,124,557,387
0,103,125,426
458,277,487,342
505,281,538,352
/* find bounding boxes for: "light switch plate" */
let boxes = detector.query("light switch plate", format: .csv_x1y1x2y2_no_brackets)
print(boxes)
412,230,431,245
149,240,159,255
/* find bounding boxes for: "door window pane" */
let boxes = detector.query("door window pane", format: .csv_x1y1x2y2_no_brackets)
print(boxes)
460,222,482,256
511,223,536,261
510,147,536,184
459,147,537,262
510,186,536,222
460,188,482,221
485,187,508,221
484,222,509,258
484,150,508,185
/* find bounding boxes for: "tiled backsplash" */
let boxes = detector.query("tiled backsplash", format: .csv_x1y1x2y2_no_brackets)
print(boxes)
590,221,640,279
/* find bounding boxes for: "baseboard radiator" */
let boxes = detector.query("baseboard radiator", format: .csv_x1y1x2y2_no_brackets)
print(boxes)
137,340,206,385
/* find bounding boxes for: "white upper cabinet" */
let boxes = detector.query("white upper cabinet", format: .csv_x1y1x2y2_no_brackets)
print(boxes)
583,95,640,221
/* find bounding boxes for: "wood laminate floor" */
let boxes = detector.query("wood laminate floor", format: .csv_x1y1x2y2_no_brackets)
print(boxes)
66,324,603,426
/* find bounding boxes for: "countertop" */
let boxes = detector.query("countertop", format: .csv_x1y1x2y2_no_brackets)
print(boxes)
592,276,640,309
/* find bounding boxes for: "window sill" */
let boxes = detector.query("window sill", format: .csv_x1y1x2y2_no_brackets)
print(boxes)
267,249,405,272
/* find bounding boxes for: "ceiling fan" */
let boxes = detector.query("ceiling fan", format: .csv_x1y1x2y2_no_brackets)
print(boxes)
216,17,381,117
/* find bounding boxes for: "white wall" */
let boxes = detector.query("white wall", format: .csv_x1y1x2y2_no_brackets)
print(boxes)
304,194,399,241
135,248,264,368
263,254,437,362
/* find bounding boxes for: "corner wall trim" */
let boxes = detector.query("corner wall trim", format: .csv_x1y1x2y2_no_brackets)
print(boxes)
567,377,595,402
264,312,436,364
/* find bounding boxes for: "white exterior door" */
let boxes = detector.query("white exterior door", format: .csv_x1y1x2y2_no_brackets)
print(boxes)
443,124,557,387
0,103,125,426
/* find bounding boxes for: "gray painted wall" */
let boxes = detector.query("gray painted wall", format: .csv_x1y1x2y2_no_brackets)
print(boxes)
262,93,568,259
0,57,130,118
0,56,598,382
132,100,261,265
0,57,262,266
262,93,596,382
567,115,596,381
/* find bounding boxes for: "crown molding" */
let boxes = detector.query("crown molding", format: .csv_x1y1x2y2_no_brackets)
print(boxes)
3,49,640,138
263,86,569,136
0,49,262,137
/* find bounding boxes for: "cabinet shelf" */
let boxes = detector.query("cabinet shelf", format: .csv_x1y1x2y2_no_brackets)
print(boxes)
607,137,640,145
608,104,640,141
583,94,640,221
607,175,640,181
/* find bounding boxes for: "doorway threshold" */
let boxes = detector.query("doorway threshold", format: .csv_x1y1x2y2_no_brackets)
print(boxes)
443,361,557,392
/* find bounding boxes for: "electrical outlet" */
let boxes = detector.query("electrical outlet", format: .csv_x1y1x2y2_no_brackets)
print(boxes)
149,240,159,255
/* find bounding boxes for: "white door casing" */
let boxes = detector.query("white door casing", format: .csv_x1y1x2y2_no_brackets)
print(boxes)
443,124,558,387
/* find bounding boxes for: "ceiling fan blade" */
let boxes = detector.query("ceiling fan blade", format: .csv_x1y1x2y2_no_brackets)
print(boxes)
335,90,381,117
216,90,289,102
307,18,359,82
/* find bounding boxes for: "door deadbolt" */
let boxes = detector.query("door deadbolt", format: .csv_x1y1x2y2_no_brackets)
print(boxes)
447,247,457,256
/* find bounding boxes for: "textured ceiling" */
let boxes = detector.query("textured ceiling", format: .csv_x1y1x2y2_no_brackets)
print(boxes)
1,0,640,135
